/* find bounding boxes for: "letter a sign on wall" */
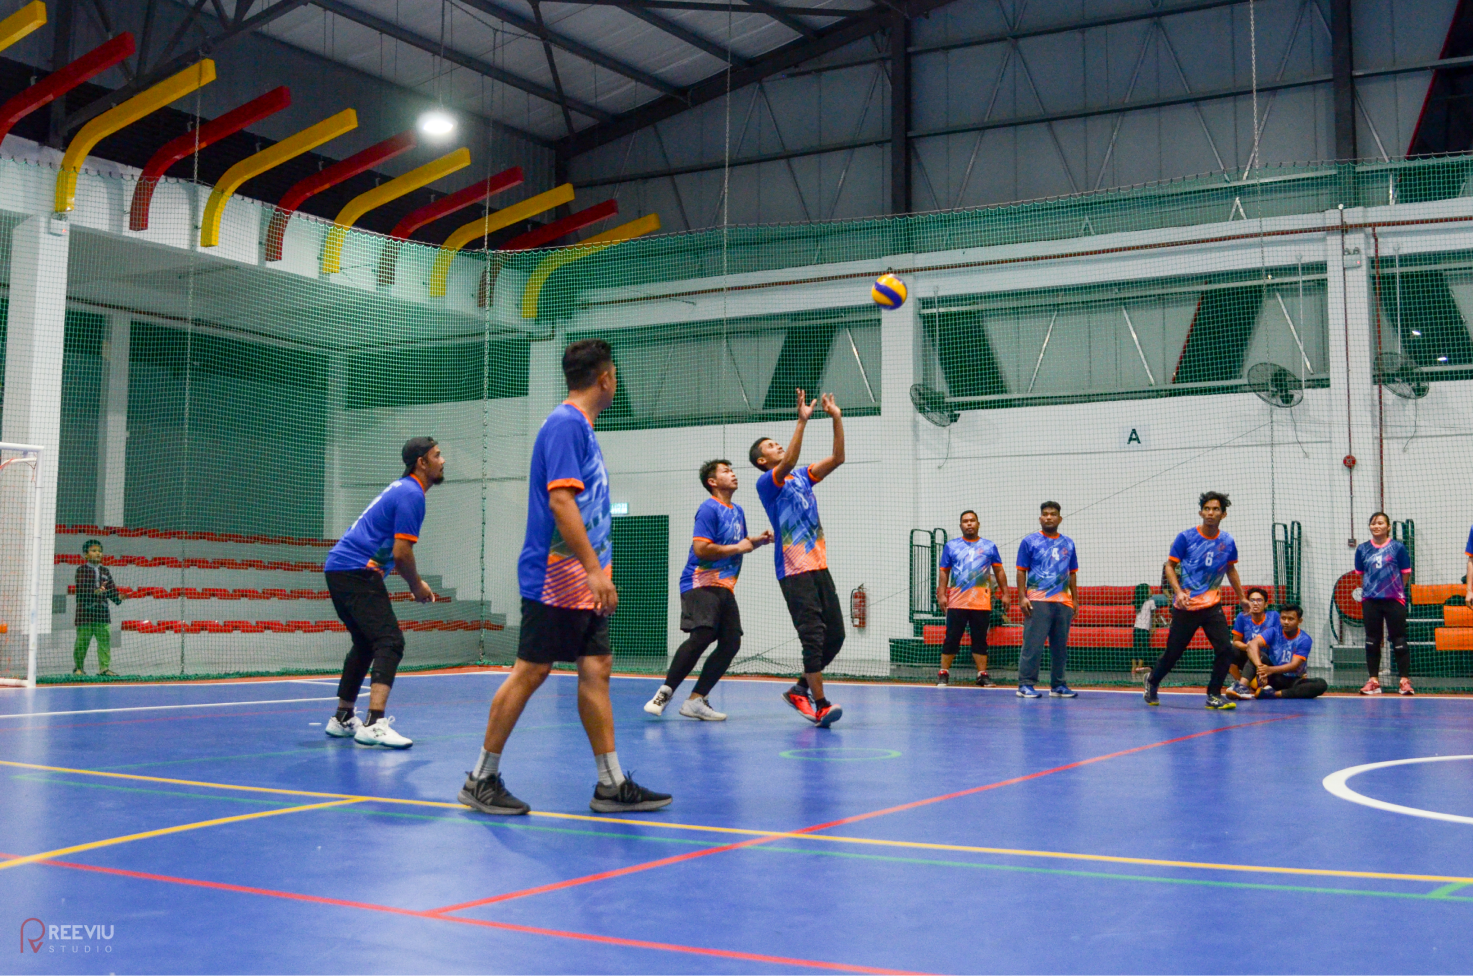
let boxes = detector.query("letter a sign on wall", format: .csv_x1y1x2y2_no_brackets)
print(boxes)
1120,426,1149,448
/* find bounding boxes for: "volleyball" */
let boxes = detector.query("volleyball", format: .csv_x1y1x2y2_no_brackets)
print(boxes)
871,273,907,309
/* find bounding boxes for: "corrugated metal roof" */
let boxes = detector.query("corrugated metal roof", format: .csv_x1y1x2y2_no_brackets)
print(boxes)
254,0,871,140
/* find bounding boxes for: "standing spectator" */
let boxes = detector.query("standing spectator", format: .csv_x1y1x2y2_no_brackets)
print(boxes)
73,539,122,677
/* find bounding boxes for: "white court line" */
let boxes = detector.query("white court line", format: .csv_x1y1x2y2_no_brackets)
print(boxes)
0,697,339,719
1323,755,1473,825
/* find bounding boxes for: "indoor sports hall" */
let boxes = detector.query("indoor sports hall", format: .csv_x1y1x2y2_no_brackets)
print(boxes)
2,0,1473,972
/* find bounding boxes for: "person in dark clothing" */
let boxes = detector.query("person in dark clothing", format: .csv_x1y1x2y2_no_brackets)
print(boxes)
73,539,123,677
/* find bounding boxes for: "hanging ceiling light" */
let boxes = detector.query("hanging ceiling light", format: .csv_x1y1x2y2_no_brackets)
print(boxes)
418,109,456,137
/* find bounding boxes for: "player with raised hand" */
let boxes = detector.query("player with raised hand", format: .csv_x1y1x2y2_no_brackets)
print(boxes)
751,389,846,727
935,510,1007,688
1356,512,1414,696
1143,491,1247,710
644,459,773,720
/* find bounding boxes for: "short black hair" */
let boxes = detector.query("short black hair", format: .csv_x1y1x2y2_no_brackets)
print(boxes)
959,509,978,522
1280,602,1304,618
1245,586,1270,601
82,538,102,554
1369,511,1391,525
563,338,614,391
699,459,731,494
1199,491,1231,510
749,437,772,470
402,436,437,477
1040,501,1061,513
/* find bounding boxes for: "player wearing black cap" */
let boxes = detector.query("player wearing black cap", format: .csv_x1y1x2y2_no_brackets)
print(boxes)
321,436,444,748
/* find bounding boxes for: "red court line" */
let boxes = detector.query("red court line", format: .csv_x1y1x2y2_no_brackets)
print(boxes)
436,714,1299,914
4,854,924,975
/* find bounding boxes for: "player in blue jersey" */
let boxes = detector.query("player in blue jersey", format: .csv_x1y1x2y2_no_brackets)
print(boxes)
1143,491,1247,709
644,459,772,720
1356,512,1414,696
935,510,1008,688
752,388,846,727
1226,586,1279,699
461,340,670,817
1015,501,1079,698
1245,604,1326,698
322,436,443,748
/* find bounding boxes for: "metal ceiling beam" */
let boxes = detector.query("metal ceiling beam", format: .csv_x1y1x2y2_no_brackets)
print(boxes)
543,0,862,17
780,0,1250,78
559,0,958,157
452,0,682,97
530,0,577,137
311,0,614,122
573,53,1473,184
619,5,753,67
63,0,310,132
739,0,817,37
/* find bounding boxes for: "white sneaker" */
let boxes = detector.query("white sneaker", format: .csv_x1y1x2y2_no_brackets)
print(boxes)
354,716,412,749
325,714,362,738
678,696,727,721
644,685,674,716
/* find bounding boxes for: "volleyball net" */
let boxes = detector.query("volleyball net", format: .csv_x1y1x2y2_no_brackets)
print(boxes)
8,153,1473,688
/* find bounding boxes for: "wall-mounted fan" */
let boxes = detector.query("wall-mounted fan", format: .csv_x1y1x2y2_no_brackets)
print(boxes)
910,383,959,428
1374,351,1430,400
1246,362,1303,408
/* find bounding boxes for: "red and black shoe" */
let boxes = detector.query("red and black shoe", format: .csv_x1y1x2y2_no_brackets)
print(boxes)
813,701,843,728
783,688,817,721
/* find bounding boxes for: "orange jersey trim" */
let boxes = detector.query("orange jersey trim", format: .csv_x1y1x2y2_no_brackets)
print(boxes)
393,533,418,542
410,473,429,492
561,399,594,424
692,537,714,544
547,478,585,491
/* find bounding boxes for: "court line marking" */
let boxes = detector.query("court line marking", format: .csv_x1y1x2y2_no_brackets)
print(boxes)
2,852,926,975
1323,755,1473,825
0,799,359,871
0,697,338,719
431,715,1301,912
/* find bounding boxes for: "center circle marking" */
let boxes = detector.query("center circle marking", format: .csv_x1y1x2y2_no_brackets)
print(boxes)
779,747,901,762
1322,754,1473,824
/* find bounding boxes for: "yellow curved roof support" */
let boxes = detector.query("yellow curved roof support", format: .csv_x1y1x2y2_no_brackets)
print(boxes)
521,214,661,319
0,3,47,54
200,108,357,248
428,182,575,298
55,59,215,213
320,146,470,274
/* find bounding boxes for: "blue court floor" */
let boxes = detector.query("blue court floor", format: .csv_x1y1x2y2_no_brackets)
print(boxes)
3,671,1472,974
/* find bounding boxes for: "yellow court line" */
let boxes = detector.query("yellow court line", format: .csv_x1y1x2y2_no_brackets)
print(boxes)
0,799,359,871
7,760,1472,887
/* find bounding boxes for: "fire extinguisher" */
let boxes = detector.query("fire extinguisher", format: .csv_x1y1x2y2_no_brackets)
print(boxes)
850,584,867,629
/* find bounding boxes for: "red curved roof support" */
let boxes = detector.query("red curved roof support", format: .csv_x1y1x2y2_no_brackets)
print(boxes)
262,129,417,262
0,32,135,145
499,199,618,251
376,166,523,285
128,86,291,232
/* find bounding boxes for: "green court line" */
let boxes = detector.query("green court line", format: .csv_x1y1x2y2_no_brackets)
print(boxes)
13,775,299,808
1430,882,1471,898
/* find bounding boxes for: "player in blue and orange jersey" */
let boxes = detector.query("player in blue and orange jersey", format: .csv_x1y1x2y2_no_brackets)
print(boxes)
1143,491,1247,709
461,339,670,817
1016,501,1080,698
1245,603,1326,698
1356,511,1414,696
752,388,846,727
322,436,442,749
1226,586,1279,699
644,459,772,720
935,510,1008,688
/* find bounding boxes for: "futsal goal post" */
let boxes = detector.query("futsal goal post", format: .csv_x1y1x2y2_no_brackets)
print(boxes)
0,443,43,688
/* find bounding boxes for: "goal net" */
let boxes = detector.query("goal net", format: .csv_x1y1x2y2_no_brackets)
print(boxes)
0,443,41,687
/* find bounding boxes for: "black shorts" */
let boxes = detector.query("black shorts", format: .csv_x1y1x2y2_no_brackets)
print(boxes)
680,586,743,634
517,597,612,664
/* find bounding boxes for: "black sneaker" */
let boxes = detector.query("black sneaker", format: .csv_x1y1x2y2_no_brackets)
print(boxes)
936,669,950,688
975,672,991,687
1143,674,1159,706
458,772,531,815
1205,695,1236,710
590,774,672,813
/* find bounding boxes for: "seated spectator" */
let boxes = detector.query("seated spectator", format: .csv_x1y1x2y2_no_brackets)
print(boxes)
1246,603,1326,699
74,538,123,677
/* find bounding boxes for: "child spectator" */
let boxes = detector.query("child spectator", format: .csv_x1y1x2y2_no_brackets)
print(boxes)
74,538,122,677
